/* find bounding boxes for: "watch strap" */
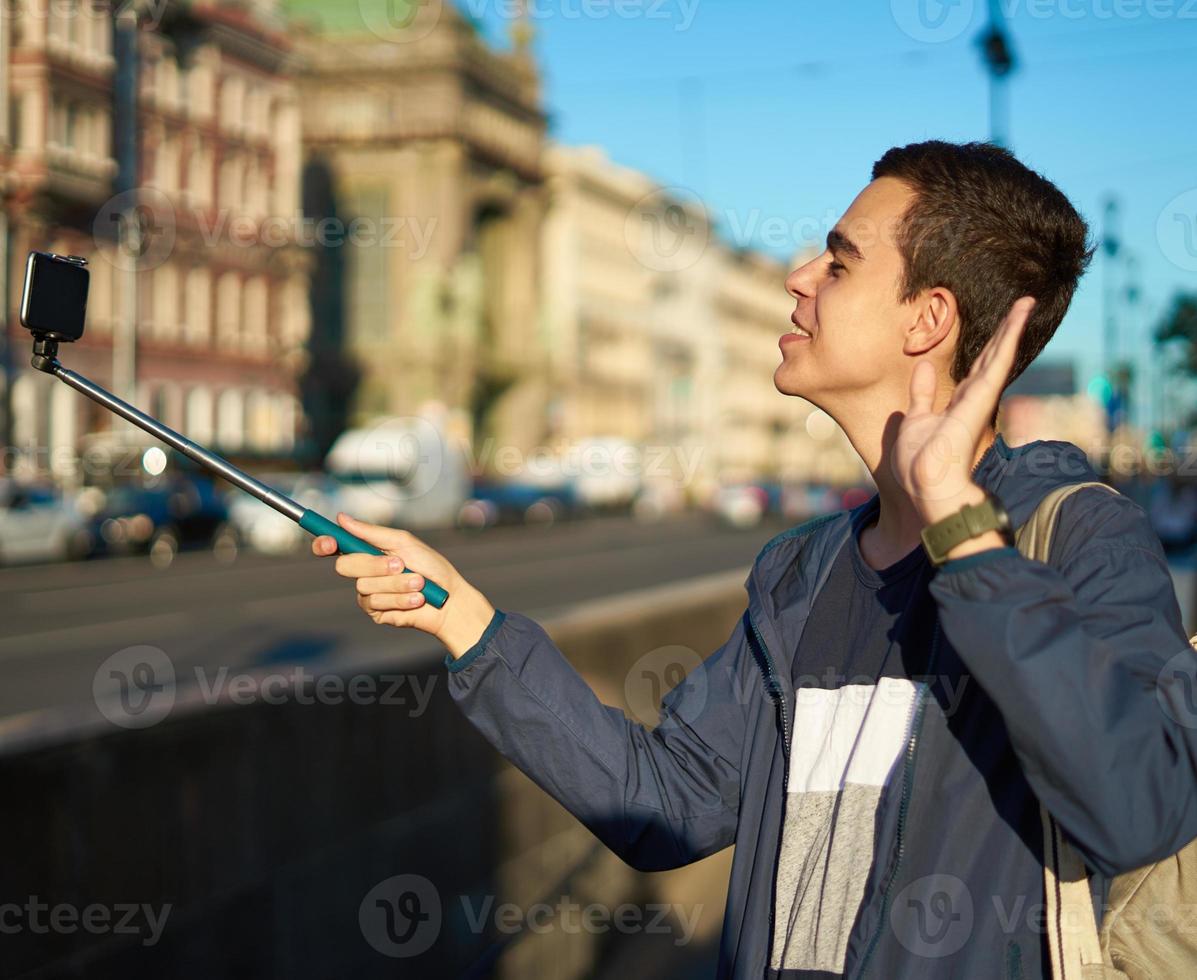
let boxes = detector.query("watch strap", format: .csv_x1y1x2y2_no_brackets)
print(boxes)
921,493,1011,566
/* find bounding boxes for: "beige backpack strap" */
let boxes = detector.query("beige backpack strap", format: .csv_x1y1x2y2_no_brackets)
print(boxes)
1042,800,1108,976
1012,481,1117,561
1015,481,1119,978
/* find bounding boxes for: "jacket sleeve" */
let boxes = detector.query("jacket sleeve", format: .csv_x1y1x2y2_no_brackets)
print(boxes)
928,486,1197,878
442,605,759,871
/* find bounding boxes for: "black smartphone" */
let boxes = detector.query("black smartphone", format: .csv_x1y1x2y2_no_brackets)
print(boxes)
19,251,90,342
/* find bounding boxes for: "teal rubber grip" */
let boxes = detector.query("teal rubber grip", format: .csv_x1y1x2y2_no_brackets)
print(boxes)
298,509,450,609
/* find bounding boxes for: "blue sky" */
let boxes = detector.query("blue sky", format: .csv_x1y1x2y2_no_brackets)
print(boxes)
465,0,1197,431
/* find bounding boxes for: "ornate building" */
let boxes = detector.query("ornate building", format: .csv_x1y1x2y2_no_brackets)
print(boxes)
283,0,549,458
1,0,309,481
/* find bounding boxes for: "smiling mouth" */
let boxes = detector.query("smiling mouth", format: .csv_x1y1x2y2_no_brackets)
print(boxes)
789,315,813,338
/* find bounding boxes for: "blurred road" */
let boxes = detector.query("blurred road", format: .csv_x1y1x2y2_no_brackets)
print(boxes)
8,511,1193,724
0,514,780,721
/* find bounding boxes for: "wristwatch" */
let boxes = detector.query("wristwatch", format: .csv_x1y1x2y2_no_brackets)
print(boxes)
920,490,1014,566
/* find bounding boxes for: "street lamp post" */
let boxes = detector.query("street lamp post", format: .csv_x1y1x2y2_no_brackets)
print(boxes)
1102,196,1121,434
113,5,141,409
978,0,1017,147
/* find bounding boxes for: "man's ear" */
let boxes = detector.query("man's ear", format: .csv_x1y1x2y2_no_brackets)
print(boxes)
903,286,958,357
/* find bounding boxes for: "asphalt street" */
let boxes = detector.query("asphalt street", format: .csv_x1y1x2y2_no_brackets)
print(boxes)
0,514,777,722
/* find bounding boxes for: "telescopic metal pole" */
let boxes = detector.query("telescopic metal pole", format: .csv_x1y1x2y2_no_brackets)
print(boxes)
31,340,450,608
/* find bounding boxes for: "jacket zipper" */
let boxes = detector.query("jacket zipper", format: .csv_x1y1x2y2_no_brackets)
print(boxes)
855,620,943,979
747,609,791,972
748,611,790,756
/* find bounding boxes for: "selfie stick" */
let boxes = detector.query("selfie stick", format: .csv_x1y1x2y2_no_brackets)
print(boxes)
29,335,451,608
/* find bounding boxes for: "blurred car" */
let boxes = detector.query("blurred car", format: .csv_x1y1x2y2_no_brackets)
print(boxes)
0,480,93,565
571,437,642,512
227,473,346,555
713,483,770,529
458,477,580,529
781,482,843,521
631,479,687,523
88,475,237,567
753,480,784,516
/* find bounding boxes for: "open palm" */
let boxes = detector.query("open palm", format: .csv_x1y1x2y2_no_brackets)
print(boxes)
893,296,1036,519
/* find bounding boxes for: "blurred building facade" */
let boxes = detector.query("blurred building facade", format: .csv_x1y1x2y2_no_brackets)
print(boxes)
542,146,862,495
285,0,549,456
1,0,309,482
1,0,865,492
714,247,848,486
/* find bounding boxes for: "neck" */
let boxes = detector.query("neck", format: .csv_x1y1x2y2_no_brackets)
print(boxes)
837,400,997,570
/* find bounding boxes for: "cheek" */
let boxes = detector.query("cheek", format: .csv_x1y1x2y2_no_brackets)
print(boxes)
815,281,888,366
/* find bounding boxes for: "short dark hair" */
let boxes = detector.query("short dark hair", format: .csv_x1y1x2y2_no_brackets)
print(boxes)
871,141,1094,404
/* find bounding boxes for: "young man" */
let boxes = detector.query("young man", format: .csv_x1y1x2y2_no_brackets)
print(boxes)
313,141,1196,978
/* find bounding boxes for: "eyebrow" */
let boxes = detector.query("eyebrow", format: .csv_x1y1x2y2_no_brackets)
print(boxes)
827,228,864,262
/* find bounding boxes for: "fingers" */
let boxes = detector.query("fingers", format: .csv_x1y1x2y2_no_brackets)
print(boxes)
358,591,427,614
355,571,425,597
951,296,1036,427
313,533,410,580
336,512,418,553
906,360,937,417
332,553,402,578
970,296,1035,380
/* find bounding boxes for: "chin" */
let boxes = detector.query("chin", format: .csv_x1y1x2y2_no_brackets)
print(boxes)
773,365,807,398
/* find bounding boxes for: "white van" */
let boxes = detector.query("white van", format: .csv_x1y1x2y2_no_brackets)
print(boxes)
325,415,470,530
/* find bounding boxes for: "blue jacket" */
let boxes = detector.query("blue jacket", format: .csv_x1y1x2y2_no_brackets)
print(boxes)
444,434,1195,978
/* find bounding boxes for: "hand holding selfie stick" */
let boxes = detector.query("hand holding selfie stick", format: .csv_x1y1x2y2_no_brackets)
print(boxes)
20,251,450,608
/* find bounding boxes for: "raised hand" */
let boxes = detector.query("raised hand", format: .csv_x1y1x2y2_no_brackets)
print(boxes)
892,296,1035,524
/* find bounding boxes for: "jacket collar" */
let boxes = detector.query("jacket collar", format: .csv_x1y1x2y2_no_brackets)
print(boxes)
745,434,1101,698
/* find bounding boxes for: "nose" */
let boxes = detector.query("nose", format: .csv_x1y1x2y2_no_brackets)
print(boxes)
785,254,821,301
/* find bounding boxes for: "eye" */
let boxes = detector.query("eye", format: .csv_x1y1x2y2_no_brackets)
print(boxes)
827,259,845,277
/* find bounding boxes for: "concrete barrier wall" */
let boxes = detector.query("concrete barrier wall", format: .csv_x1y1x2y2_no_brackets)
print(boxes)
0,570,748,979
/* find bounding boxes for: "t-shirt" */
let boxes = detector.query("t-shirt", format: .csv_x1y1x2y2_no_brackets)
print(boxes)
768,504,939,978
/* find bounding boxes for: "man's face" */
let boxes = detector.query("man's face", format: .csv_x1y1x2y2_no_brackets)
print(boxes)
775,177,922,414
